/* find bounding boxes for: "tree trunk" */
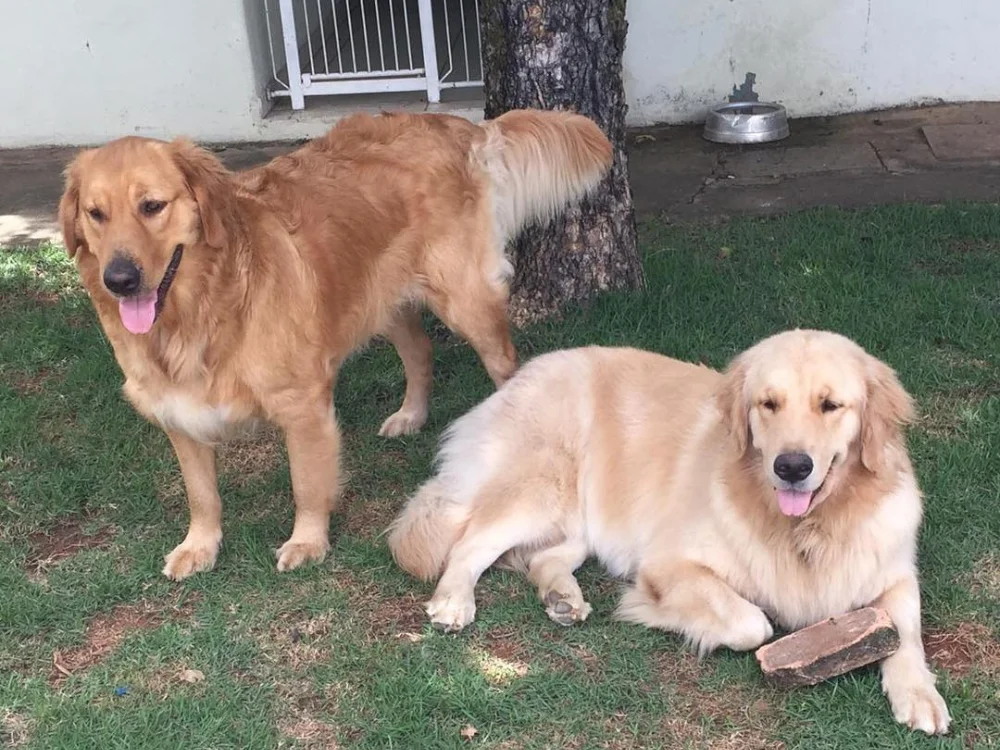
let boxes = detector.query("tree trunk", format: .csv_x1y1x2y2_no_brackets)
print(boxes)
482,0,643,326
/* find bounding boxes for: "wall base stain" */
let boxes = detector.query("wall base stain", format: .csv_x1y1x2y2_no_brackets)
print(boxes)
729,72,760,103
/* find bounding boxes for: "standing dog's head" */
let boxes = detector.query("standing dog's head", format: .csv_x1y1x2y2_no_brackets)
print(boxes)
58,137,233,335
716,329,914,517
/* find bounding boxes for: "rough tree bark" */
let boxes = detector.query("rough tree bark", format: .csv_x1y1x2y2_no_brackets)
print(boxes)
482,0,644,325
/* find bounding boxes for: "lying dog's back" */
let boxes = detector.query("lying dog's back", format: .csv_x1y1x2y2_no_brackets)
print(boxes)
387,346,721,581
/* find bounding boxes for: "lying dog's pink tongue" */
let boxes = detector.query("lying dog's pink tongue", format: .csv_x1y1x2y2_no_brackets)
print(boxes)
118,291,157,334
777,489,812,517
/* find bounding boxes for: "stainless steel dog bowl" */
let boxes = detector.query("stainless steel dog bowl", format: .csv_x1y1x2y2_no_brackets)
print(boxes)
703,102,789,144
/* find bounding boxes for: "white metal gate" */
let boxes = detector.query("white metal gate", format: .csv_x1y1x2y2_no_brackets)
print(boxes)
264,0,483,109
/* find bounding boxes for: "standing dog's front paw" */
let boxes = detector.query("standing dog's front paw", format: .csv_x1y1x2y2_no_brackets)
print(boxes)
378,407,428,438
162,532,222,580
275,538,329,572
887,678,951,735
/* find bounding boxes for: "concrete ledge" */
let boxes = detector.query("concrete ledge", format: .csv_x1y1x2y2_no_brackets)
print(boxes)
7,103,1000,247
922,124,1000,162
256,91,484,142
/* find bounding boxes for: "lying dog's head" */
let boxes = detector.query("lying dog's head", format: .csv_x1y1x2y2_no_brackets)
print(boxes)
59,137,232,335
717,329,914,517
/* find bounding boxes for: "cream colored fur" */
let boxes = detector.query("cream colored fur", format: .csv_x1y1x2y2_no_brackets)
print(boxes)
388,330,950,735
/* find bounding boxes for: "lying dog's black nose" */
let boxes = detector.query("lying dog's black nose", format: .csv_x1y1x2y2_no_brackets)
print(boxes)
774,452,813,483
103,255,142,296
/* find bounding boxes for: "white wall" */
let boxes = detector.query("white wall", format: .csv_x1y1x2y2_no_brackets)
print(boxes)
3,0,1000,146
0,0,264,147
623,0,1000,125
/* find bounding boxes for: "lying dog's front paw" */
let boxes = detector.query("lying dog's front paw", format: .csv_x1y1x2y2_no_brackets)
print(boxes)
162,533,221,580
426,593,476,633
275,538,329,572
888,680,951,735
721,601,774,652
544,590,592,627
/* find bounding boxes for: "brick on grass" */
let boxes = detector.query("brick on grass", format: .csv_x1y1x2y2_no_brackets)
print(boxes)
755,607,900,687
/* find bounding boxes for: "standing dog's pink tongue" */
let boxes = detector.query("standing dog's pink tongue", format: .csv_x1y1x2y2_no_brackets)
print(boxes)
777,489,812,517
118,291,158,334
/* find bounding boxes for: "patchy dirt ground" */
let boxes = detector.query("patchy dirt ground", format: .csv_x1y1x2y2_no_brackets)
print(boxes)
924,621,1000,679
653,652,784,750
50,594,197,684
2,710,32,748
25,517,115,574
278,712,341,750
965,553,1000,603
341,490,403,540
217,428,286,487
248,604,355,749
8,366,63,397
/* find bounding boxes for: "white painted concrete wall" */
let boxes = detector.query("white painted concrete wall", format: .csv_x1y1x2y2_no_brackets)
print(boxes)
0,0,264,147
623,0,1000,125
3,0,1000,146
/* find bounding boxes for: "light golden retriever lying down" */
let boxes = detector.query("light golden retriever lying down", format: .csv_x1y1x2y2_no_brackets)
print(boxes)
59,109,611,580
388,330,950,734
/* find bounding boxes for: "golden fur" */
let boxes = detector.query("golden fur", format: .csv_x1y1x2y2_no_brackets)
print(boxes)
59,109,612,580
388,330,950,734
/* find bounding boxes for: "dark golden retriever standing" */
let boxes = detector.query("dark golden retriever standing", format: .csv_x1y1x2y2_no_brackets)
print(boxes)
58,109,611,580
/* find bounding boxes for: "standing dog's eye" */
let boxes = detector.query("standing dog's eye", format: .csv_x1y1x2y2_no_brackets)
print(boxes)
88,207,105,222
762,399,778,412
820,399,841,413
140,199,166,217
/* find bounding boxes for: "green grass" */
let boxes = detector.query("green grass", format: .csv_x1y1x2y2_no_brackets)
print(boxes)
2,203,1000,749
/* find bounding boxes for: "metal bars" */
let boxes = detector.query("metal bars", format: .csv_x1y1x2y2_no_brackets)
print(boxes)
265,0,482,109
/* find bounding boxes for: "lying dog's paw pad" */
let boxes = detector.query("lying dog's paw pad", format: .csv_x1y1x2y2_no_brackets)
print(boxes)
275,540,329,572
378,409,428,438
543,591,592,627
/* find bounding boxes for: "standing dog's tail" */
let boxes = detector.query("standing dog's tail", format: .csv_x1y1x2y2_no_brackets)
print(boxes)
476,109,613,243
387,478,468,582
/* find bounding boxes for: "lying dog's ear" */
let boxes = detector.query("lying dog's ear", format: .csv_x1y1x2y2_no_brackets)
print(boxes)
716,353,750,455
58,152,90,259
861,356,915,474
169,139,233,249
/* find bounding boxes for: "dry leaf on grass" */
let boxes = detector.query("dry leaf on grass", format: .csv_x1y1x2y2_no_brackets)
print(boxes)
460,724,479,740
2,710,32,748
52,651,72,678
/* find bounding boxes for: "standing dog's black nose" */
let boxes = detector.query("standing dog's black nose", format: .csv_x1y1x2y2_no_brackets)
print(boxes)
774,452,814,483
103,255,142,296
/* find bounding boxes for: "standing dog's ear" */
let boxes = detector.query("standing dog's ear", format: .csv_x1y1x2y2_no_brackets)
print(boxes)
716,353,751,456
861,356,915,474
58,152,91,259
169,139,233,249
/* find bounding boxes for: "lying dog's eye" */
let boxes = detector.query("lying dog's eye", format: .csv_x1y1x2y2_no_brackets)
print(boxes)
87,207,105,222
820,399,841,413
762,399,778,412
140,199,166,217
